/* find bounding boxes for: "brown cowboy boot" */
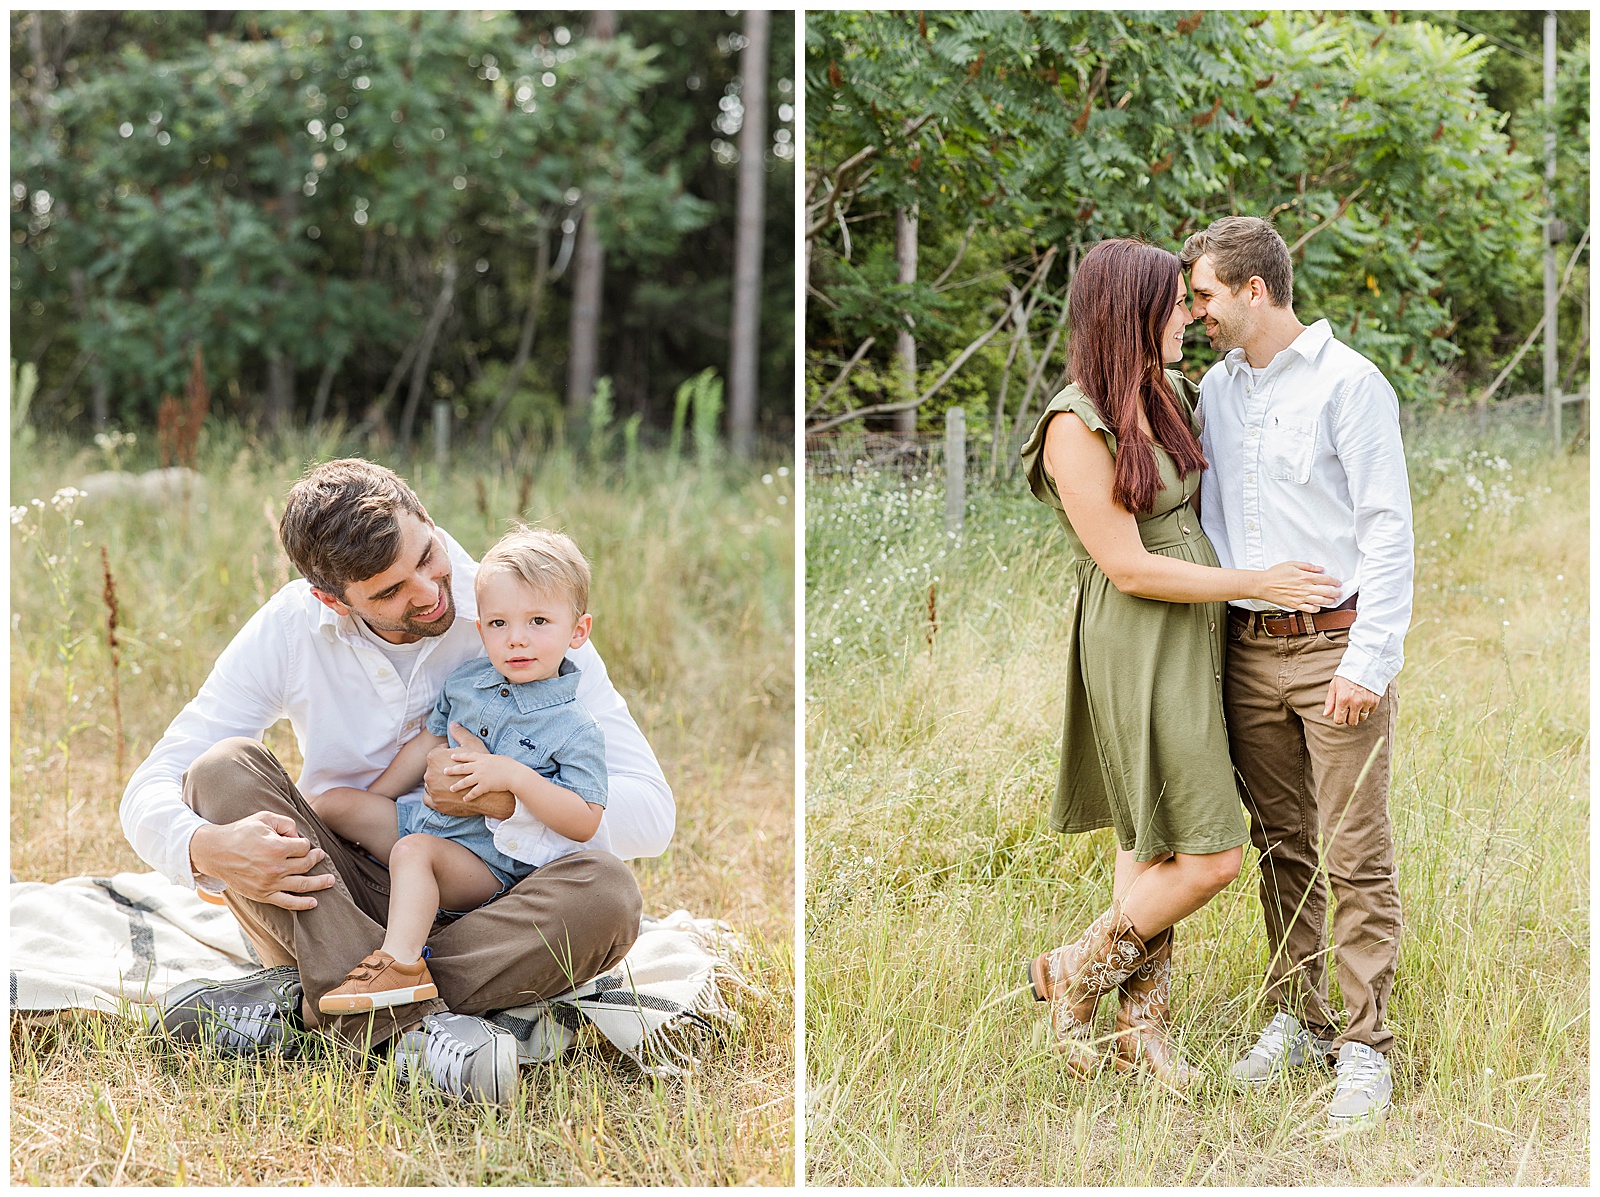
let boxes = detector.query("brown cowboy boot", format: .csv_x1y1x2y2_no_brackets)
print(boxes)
1028,906,1147,1078
1112,925,1194,1090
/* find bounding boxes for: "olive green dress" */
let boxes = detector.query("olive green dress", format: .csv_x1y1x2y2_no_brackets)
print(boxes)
1018,372,1248,861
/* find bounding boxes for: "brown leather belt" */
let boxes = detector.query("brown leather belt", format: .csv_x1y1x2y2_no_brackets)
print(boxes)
1230,592,1358,637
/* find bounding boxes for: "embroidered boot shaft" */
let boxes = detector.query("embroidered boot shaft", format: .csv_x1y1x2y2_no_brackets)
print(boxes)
1112,925,1194,1089
1028,906,1147,1077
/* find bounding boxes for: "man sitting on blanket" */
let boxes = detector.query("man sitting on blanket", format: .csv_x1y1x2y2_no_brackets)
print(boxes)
122,458,674,1107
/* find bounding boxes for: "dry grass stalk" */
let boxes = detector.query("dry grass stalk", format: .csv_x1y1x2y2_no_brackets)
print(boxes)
474,475,490,528
99,544,125,784
156,345,211,469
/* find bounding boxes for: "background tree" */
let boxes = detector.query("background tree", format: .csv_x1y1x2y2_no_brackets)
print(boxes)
727,8,770,459
10,9,797,453
806,9,1588,447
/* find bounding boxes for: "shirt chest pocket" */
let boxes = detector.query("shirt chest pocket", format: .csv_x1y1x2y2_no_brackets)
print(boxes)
513,733,559,777
1264,416,1317,484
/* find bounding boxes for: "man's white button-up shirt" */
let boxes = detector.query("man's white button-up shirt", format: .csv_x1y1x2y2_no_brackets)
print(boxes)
120,527,674,888
1197,318,1415,696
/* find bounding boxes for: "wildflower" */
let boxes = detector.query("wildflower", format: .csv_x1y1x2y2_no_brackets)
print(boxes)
50,486,84,513
10,505,27,525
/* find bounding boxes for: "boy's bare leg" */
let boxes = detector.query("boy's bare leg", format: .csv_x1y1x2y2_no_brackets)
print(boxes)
380,833,502,963
308,787,403,861
182,738,448,1050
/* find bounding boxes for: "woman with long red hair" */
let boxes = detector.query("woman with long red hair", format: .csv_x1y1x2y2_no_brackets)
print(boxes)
1017,238,1338,1087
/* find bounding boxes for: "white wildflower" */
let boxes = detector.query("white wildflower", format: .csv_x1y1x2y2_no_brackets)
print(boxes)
50,486,84,513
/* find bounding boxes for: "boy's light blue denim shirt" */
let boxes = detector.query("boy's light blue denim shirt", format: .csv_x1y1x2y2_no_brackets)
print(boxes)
427,656,609,807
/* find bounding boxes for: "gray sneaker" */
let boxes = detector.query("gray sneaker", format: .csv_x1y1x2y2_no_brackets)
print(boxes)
155,965,304,1056
1230,1012,1335,1085
392,1013,519,1108
1328,1042,1392,1126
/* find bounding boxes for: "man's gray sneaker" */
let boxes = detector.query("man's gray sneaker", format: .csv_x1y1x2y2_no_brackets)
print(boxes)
1328,1041,1392,1126
392,1013,519,1108
155,965,304,1056
1230,1012,1335,1085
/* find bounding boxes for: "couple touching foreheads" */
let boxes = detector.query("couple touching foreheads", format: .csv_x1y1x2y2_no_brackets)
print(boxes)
1019,215,1413,1128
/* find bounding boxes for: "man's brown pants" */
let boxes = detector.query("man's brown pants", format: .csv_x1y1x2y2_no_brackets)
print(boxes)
1225,620,1402,1054
183,738,643,1053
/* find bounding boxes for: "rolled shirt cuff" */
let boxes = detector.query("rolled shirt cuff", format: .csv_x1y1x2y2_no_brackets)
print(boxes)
1334,644,1399,698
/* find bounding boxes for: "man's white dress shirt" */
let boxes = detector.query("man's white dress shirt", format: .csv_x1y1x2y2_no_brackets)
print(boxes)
120,528,674,888
1197,318,1415,696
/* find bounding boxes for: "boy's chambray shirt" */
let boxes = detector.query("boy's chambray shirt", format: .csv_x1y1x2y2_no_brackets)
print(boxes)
427,656,609,868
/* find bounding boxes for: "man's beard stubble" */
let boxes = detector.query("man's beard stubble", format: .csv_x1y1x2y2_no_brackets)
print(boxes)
361,574,458,639
1205,307,1247,354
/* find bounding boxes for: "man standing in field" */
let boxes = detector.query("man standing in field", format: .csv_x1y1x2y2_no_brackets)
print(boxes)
120,458,674,1107
1181,216,1414,1126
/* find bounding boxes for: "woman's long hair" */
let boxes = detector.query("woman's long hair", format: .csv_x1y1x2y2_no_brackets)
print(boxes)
1066,239,1207,514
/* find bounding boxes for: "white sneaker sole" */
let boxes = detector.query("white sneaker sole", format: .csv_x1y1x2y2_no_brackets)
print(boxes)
319,981,438,1014
1328,1100,1391,1129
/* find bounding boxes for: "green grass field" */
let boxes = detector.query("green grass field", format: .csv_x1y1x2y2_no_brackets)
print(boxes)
804,408,1588,1185
9,428,795,1185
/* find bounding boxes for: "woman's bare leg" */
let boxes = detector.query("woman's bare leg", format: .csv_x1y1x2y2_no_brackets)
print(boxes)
1116,846,1244,941
1113,847,1164,904
380,833,502,964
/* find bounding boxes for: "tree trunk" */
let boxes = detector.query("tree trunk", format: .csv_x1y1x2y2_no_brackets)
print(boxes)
565,211,605,420
70,267,109,427
726,8,770,460
566,10,616,421
398,248,458,447
309,353,341,428
894,203,919,434
478,233,551,447
263,351,295,433
262,165,302,435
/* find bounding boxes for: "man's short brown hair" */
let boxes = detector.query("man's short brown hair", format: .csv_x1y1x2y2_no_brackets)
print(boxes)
279,458,427,598
477,525,591,619
1180,215,1294,307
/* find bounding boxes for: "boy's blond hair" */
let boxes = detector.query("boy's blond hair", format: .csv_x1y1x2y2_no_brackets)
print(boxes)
476,525,591,618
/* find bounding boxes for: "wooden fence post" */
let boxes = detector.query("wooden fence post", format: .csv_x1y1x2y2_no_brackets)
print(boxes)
945,406,966,539
433,399,451,470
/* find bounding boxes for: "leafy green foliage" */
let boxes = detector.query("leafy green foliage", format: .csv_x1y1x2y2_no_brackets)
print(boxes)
11,11,796,446
807,10,1586,433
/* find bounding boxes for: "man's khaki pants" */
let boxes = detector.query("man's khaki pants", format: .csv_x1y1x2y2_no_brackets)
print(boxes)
1225,618,1402,1055
183,738,643,1054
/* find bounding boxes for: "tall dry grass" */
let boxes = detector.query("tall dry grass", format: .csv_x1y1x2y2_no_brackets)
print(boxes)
804,406,1587,1185
9,426,794,1185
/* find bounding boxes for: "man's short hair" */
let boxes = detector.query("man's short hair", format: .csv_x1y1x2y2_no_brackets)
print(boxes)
279,459,427,598
477,526,591,619
1180,215,1294,307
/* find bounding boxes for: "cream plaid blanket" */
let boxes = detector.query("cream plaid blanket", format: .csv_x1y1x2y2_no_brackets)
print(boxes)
9,872,748,1075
